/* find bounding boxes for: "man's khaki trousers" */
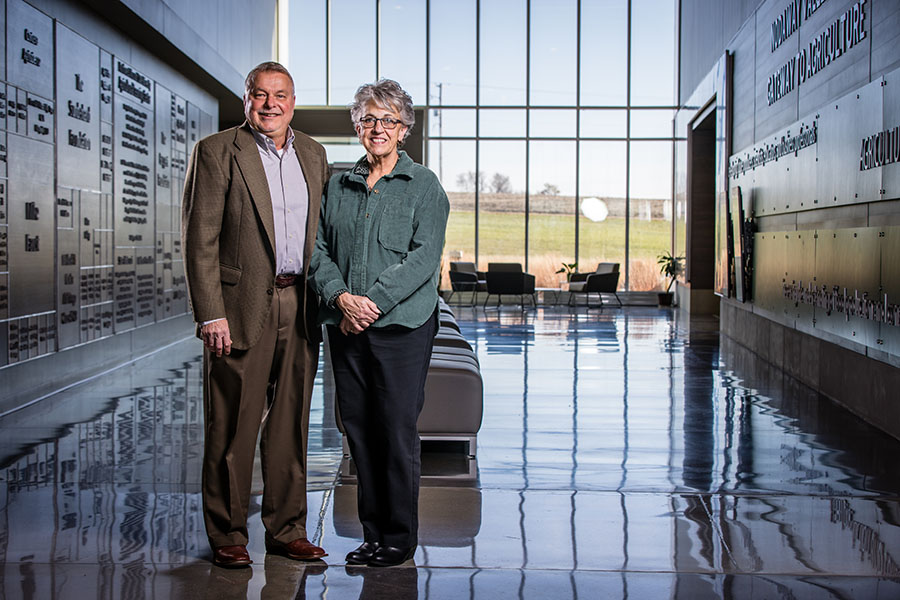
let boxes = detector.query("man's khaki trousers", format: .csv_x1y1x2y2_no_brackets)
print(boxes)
202,285,318,548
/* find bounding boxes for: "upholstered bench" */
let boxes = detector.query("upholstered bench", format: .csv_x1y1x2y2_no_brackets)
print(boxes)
332,301,483,479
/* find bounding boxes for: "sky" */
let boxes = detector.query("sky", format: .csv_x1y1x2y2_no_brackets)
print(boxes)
286,0,676,201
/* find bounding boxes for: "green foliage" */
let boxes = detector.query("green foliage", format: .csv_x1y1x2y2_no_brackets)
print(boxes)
555,262,578,281
656,251,684,293
446,211,678,258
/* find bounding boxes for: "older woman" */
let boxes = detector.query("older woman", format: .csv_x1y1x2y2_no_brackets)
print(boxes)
309,79,449,567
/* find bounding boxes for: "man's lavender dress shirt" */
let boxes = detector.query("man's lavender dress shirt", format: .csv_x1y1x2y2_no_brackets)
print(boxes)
251,127,309,276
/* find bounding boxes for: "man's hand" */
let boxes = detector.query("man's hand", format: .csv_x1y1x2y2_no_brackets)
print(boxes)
335,293,380,334
200,318,232,356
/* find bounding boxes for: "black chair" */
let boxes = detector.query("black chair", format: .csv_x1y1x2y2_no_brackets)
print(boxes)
569,263,622,308
568,263,622,308
448,271,479,306
448,262,487,306
484,263,536,309
450,262,487,289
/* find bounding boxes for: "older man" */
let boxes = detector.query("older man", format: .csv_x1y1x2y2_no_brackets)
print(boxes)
182,62,328,567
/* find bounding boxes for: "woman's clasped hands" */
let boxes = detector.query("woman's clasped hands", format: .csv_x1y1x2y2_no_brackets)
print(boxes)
335,293,381,334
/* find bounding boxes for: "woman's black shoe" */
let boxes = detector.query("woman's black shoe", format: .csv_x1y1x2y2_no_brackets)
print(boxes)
368,545,416,567
345,541,380,565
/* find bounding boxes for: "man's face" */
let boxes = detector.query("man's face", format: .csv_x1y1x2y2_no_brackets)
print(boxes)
243,71,295,143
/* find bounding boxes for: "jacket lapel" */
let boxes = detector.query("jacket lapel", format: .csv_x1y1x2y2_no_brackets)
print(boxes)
233,123,277,256
292,132,322,269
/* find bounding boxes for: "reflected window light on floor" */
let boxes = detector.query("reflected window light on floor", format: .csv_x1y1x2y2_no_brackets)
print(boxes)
1,307,899,598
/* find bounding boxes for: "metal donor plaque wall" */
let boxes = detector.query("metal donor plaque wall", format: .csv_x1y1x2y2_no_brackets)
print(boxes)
0,0,215,368
728,64,900,358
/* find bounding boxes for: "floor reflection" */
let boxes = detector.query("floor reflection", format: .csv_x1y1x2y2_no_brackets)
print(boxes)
1,307,899,598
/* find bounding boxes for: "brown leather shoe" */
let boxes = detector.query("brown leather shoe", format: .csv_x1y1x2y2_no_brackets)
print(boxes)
265,537,327,561
212,544,252,568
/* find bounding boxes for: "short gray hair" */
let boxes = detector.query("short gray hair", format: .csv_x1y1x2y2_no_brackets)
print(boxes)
350,79,415,143
245,62,294,96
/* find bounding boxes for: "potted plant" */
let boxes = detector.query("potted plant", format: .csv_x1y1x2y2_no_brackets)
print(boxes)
555,262,578,283
656,251,683,306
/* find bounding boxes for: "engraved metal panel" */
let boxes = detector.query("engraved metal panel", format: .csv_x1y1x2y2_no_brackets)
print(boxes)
0,0,6,83
187,103,200,157
783,230,816,324
882,68,900,200
0,188,6,270
751,231,785,315
0,162,6,219
100,288,113,337
25,91,53,143
100,121,113,194
39,312,52,355
170,258,187,315
0,272,7,321
813,228,880,348
816,79,883,208
113,86,154,241
7,133,54,317
113,60,155,333
114,247,135,332
8,318,19,362
24,315,36,359
114,58,152,112
171,94,187,155
170,95,187,261
0,317,6,368
100,50,113,124
56,24,100,191
155,85,173,234
135,247,155,327
57,187,80,349
730,113,819,217
0,86,6,132
14,87,26,135
78,305,90,342
879,227,900,357
80,190,98,267
6,0,54,100
2,85,12,132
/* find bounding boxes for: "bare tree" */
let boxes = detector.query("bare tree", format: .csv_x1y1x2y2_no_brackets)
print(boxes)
455,171,487,193
489,172,512,194
539,182,560,196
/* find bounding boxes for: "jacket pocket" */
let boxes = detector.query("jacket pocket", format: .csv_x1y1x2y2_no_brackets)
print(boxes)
219,263,242,285
378,206,414,253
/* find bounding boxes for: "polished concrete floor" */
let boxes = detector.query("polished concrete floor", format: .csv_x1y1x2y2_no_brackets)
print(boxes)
1,307,899,599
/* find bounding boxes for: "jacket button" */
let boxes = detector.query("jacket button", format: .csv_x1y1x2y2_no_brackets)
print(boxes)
267,288,274,295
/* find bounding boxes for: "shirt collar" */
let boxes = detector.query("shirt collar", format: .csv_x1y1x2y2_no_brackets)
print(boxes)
347,150,415,183
250,126,295,156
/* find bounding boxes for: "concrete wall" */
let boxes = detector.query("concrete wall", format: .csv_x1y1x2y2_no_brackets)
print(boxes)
679,0,900,437
679,0,762,106
721,299,900,440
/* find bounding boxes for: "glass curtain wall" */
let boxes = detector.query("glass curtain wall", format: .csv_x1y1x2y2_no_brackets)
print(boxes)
284,0,676,291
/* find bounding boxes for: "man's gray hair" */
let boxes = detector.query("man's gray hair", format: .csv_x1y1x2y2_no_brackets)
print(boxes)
350,79,415,143
244,62,294,96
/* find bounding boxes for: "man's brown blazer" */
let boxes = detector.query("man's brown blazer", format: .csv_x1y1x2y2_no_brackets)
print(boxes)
182,122,328,349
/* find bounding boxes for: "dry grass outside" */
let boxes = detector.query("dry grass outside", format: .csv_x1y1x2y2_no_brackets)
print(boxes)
447,192,670,219
441,251,665,291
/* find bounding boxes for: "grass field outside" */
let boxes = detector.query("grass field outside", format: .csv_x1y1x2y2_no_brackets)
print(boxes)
443,208,682,291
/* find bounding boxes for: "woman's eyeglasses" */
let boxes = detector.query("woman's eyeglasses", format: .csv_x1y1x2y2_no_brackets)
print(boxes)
358,116,402,130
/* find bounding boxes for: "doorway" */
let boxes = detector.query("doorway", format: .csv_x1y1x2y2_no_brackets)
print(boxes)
684,103,718,314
